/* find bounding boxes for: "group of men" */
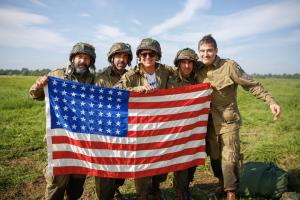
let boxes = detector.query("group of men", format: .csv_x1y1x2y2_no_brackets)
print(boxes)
30,35,281,200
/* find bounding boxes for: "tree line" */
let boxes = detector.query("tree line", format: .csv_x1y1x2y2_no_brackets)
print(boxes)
0,68,299,79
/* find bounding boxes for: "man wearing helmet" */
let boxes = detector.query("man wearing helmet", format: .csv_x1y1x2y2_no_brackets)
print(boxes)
121,38,176,200
95,42,132,88
167,48,199,200
29,42,96,200
94,42,132,200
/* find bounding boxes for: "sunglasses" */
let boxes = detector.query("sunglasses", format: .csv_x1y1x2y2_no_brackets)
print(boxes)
140,52,156,58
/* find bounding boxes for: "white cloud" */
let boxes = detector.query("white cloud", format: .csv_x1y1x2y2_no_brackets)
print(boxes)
131,19,141,26
149,0,211,36
94,24,141,66
159,0,300,45
0,7,71,49
79,13,91,17
213,0,300,43
95,24,139,46
30,0,47,7
96,25,125,38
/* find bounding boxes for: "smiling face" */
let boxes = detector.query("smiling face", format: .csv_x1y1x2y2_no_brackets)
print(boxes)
179,59,194,78
139,50,158,74
112,52,129,74
73,53,91,75
199,42,218,66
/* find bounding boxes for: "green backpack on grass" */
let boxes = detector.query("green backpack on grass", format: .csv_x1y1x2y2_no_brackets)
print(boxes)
239,162,288,198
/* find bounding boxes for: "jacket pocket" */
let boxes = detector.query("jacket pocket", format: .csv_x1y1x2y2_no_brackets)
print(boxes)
213,76,234,90
222,104,240,124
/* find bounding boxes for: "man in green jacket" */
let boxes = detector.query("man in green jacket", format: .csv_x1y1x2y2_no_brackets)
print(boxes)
197,34,281,200
95,42,132,200
168,48,199,200
29,42,96,200
121,38,175,200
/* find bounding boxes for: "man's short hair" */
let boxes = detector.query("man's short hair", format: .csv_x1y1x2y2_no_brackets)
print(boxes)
198,34,218,50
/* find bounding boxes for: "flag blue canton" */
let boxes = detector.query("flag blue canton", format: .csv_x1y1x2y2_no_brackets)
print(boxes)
48,76,130,137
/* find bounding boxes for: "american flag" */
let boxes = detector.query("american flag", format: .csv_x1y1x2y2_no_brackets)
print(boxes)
45,76,211,178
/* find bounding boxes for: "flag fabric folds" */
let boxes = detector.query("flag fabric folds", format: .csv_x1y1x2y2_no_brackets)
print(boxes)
45,76,211,178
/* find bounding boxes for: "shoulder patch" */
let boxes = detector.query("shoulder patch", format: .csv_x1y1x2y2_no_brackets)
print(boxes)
225,58,237,65
236,65,252,80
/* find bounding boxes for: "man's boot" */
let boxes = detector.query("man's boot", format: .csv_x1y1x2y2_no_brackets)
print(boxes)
226,191,235,200
176,190,195,200
176,190,187,200
113,189,129,200
150,181,165,200
215,178,225,195
136,192,148,200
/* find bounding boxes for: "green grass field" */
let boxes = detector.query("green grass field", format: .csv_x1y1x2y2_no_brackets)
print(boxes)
0,76,299,199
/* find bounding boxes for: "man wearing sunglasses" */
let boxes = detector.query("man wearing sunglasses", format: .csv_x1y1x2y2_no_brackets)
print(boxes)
95,42,132,200
121,38,176,200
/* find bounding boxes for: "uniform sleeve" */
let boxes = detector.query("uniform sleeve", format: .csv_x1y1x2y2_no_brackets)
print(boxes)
229,61,277,105
29,81,45,101
164,64,177,76
120,72,144,92
29,69,65,101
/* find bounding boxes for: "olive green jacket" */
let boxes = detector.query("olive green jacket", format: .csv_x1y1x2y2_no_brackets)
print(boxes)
197,56,276,134
121,63,176,91
95,66,126,88
167,69,198,88
29,67,95,101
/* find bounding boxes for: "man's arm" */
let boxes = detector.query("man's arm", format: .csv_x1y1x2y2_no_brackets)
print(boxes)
120,71,154,93
29,75,48,101
229,61,281,120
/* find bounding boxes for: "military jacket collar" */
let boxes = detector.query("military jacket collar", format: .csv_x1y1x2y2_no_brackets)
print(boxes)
175,69,197,84
133,62,161,76
106,65,127,77
211,56,222,69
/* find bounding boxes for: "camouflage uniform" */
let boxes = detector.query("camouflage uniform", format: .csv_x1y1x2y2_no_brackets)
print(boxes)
168,48,198,200
196,56,277,191
120,38,176,200
121,62,175,92
29,42,96,200
94,66,127,200
94,42,132,200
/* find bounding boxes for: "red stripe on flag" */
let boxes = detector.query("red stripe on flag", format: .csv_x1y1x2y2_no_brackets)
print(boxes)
52,145,205,165
129,83,211,97
129,108,209,123
53,158,205,178
51,133,205,151
128,95,211,109
128,120,208,137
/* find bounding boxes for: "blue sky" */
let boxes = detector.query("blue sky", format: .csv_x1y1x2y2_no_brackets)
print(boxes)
0,0,300,74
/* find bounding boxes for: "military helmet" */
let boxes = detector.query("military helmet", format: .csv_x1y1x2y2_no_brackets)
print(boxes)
174,48,198,67
136,38,161,59
69,42,96,64
107,42,132,65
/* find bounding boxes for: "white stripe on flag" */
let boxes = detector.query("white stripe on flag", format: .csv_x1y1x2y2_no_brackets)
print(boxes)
129,90,211,102
51,152,206,172
128,101,210,116
49,126,207,144
128,114,208,131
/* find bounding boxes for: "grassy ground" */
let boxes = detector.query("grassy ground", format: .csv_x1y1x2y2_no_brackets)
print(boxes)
0,76,299,199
